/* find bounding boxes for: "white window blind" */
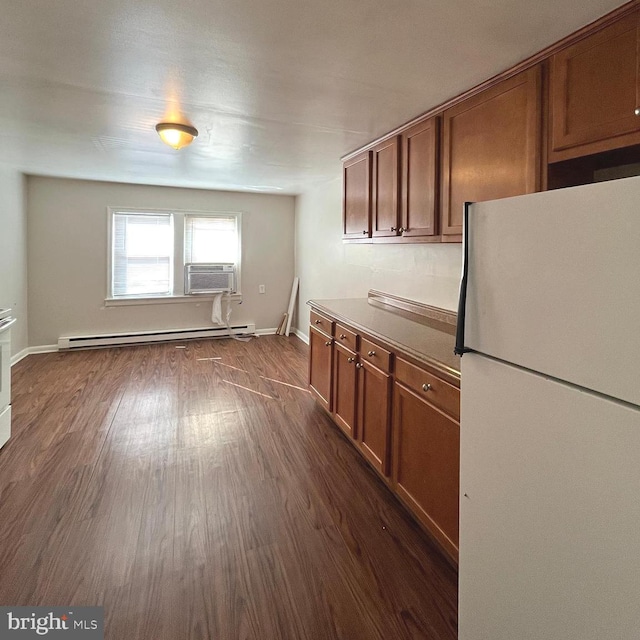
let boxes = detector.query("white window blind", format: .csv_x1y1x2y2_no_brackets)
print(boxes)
184,215,238,264
112,212,173,297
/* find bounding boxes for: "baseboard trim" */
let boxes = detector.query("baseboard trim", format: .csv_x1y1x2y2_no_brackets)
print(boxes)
11,344,58,366
30,344,59,354
10,348,30,366
12,330,305,365
254,328,278,336
256,328,308,340
292,328,309,344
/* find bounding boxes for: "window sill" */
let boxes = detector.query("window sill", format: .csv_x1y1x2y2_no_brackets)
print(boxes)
104,293,243,307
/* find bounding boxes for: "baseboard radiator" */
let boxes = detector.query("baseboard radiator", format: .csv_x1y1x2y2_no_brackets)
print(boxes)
57,324,256,350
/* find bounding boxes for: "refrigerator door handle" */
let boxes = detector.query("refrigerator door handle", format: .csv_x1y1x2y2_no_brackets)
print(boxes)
454,201,473,356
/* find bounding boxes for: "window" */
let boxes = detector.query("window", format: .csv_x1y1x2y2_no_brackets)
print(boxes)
109,209,241,300
184,214,238,265
112,212,174,297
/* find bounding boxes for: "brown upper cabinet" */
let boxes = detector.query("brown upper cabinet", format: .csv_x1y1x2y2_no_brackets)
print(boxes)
441,66,542,238
550,9,640,161
343,150,371,239
343,5,640,244
344,118,440,242
372,137,401,237
402,116,439,238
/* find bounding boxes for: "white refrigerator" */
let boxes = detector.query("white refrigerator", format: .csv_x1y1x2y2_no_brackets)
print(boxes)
456,176,640,640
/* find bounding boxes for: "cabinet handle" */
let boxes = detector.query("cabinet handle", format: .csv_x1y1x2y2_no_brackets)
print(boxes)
390,226,397,232
398,227,405,233
339,334,346,340
635,108,640,116
362,230,368,235
347,357,355,363
315,319,321,324
367,350,376,357
325,341,332,347
422,383,432,392
355,363,363,369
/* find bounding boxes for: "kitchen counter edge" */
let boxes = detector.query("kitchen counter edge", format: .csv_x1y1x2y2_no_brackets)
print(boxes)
307,299,460,387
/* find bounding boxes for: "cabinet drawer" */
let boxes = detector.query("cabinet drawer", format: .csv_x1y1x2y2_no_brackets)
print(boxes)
360,337,392,373
310,310,334,337
335,323,358,352
395,358,459,420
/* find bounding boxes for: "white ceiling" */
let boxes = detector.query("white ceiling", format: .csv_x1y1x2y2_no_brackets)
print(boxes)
0,0,625,195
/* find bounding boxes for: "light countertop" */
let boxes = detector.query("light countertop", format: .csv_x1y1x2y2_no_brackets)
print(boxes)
308,297,460,385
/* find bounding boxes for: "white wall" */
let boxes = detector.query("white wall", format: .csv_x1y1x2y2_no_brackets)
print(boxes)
27,177,295,347
294,175,462,339
0,168,28,357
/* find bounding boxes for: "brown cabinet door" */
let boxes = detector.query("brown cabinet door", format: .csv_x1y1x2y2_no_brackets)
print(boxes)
550,10,640,160
392,382,459,560
333,342,358,438
402,116,439,237
372,136,401,237
441,66,542,238
309,326,333,412
343,151,372,239
358,360,391,475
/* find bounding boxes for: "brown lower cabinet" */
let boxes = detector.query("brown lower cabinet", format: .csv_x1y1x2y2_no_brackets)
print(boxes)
392,382,460,561
333,342,358,438
358,360,392,475
309,325,333,412
308,312,460,563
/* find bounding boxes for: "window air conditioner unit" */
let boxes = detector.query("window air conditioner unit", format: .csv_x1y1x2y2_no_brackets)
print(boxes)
185,264,236,294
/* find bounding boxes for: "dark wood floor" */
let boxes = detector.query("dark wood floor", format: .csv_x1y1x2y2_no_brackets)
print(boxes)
1,336,457,639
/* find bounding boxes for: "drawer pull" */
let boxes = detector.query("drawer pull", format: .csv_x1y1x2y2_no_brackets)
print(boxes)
355,363,363,369
325,341,332,347
422,383,432,392
340,334,347,340
347,357,355,363
367,350,376,357
315,319,321,324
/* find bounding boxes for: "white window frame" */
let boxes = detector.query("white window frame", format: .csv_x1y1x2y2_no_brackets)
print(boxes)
106,207,242,306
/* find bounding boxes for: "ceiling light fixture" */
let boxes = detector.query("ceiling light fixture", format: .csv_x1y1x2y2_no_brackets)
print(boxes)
155,122,198,150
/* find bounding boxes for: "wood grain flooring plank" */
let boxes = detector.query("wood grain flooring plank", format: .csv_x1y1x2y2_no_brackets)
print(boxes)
1,336,457,639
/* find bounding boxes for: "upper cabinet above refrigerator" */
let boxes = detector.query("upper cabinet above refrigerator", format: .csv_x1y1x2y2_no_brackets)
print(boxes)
441,66,542,240
549,9,640,163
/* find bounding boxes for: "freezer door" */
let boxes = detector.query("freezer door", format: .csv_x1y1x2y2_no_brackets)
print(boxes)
464,175,640,406
459,354,640,640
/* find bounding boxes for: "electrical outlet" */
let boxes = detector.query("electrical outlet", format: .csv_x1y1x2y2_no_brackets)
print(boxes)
259,284,266,294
